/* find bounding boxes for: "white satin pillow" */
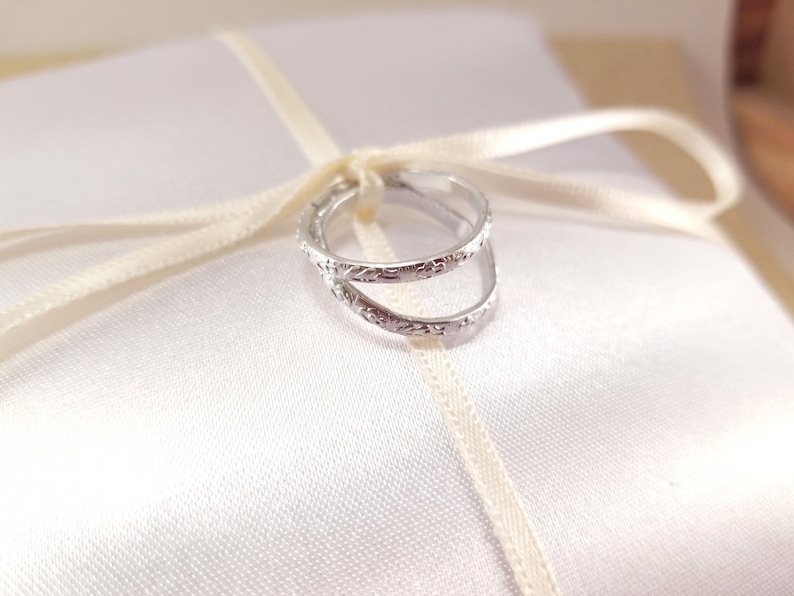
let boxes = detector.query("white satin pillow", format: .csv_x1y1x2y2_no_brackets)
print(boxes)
1,11,793,595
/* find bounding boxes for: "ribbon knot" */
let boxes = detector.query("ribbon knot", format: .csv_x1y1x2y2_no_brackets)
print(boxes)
340,146,387,221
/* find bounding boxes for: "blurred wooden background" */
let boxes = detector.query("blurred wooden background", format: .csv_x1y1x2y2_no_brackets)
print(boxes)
733,0,794,218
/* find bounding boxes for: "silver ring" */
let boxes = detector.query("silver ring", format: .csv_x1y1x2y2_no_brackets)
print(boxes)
302,171,498,336
298,170,491,283
324,245,497,337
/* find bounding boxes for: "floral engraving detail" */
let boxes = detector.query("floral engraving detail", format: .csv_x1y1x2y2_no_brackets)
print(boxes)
378,267,402,281
299,170,496,337
315,257,337,278
416,257,450,280
359,307,390,328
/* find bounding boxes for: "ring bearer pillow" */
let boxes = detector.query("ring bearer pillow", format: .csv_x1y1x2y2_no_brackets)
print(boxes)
2,11,793,596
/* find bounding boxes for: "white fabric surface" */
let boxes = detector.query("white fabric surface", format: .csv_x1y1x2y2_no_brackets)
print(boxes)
1,11,794,595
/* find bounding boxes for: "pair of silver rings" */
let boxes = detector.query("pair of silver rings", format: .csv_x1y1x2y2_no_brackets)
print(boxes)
298,170,497,336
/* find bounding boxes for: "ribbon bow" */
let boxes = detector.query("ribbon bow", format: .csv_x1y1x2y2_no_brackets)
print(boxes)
1,108,741,340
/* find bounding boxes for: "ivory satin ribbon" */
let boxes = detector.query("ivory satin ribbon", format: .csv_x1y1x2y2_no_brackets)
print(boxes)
0,28,743,596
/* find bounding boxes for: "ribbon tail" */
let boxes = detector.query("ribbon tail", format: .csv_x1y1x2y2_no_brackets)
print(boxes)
0,163,352,339
1,181,314,339
0,219,250,338
0,186,301,249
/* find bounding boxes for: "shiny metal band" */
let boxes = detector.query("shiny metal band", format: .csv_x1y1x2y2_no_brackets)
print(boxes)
298,170,491,284
300,170,497,336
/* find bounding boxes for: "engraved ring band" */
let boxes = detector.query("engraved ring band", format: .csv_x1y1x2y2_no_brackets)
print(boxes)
298,170,497,336
298,170,491,284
